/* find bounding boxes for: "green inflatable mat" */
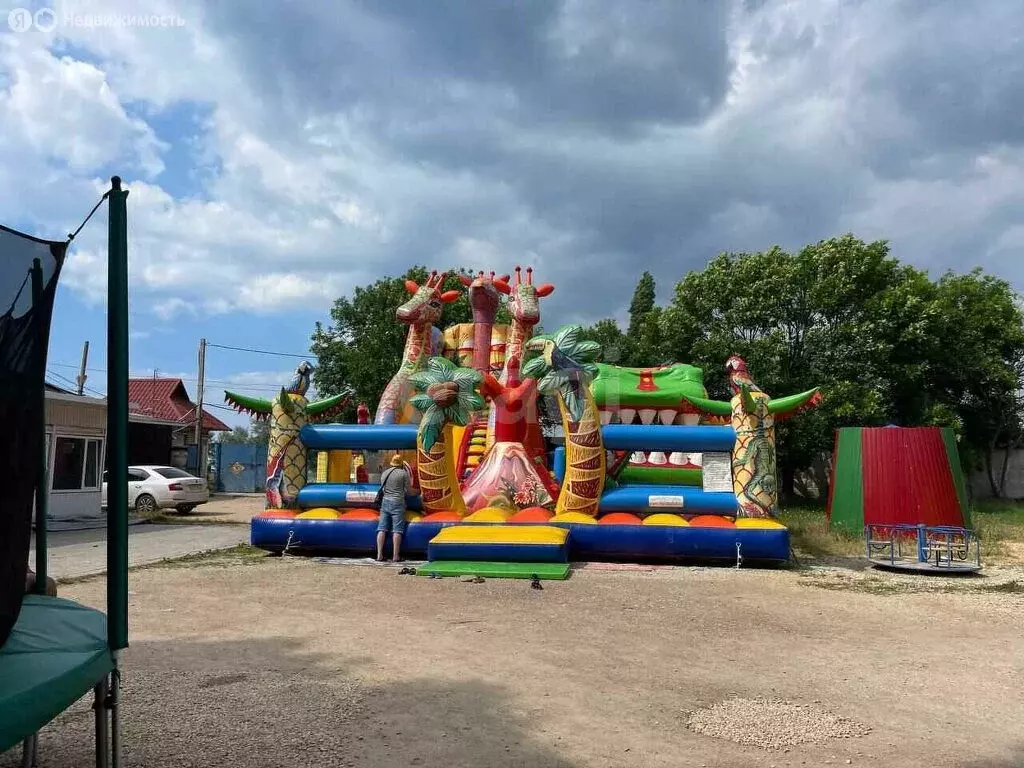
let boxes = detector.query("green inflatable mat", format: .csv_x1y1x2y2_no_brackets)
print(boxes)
418,561,571,580
0,595,114,752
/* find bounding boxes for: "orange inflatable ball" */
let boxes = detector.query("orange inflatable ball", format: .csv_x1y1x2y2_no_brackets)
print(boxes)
599,513,643,525
688,515,735,528
256,509,297,519
296,508,340,520
337,508,379,521
420,511,464,523
508,506,554,524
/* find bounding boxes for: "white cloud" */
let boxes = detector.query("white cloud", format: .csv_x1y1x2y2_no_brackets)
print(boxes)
236,273,342,311
3,0,1023,333
0,38,165,176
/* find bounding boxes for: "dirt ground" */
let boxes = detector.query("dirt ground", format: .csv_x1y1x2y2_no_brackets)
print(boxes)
7,555,1023,768
173,493,264,524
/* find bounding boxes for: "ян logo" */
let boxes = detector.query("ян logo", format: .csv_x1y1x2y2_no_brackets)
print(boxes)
7,7,33,31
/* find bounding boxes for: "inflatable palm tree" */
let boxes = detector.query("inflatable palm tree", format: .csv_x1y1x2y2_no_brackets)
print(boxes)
523,325,605,516
408,357,484,516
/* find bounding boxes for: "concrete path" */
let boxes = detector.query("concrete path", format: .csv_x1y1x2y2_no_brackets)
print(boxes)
29,523,247,581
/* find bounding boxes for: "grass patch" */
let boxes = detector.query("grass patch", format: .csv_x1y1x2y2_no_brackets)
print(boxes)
777,506,863,559
971,500,1024,555
976,578,1024,593
142,544,271,570
54,545,271,586
145,513,247,526
799,573,1024,595
779,501,1024,564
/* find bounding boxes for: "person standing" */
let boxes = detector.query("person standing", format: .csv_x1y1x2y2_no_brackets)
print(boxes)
376,454,419,562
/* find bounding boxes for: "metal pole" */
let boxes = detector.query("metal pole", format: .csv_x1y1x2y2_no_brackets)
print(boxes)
93,678,109,768
106,177,129,651
194,337,206,475
76,340,90,395
31,259,48,593
110,660,121,768
19,733,37,767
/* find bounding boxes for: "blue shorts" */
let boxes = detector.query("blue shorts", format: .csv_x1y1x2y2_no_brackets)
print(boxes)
377,498,408,534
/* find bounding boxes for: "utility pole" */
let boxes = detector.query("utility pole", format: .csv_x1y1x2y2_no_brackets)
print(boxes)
195,338,207,476
75,340,89,395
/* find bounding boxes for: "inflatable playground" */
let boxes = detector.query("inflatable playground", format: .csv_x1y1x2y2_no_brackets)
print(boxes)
231,269,822,576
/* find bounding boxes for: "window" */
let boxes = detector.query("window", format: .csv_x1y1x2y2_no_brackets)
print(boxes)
151,466,192,479
128,469,150,482
51,437,104,491
84,440,99,488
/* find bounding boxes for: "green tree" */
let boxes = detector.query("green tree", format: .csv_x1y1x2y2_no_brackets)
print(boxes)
632,305,668,367
661,236,951,500
660,235,1024,500
581,318,626,363
927,269,1024,495
311,266,511,420
218,426,252,444
250,417,271,446
623,271,658,366
217,418,269,445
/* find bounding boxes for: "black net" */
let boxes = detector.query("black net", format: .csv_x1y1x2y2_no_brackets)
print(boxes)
0,225,65,649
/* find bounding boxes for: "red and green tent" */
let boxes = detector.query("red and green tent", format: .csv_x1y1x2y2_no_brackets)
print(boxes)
827,427,970,535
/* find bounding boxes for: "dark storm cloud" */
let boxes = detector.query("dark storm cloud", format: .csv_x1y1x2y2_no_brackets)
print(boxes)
849,1,1024,175
201,0,1024,326
204,0,731,133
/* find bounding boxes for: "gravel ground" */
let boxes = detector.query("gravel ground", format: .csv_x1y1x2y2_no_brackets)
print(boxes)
4,557,1023,768
686,698,870,750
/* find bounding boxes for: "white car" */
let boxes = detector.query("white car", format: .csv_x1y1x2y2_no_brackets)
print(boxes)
101,465,210,515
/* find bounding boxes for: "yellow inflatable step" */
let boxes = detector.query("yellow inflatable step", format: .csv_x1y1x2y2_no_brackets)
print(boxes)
430,525,568,545
428,525,569,563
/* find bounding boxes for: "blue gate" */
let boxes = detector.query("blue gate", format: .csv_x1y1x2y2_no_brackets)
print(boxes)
215,443,267,493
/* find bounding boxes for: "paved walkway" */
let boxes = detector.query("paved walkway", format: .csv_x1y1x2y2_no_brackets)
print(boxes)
29,523,248,581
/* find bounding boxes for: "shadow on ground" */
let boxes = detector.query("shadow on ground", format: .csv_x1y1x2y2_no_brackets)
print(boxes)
0,634,577,768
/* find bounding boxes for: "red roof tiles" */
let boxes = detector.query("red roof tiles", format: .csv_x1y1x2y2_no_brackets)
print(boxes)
127,378,230,432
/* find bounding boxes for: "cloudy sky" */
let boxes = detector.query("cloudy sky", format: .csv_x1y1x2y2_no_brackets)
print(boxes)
3,0,1022,427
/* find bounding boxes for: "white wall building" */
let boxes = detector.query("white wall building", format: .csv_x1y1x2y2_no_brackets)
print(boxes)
43,385,107,521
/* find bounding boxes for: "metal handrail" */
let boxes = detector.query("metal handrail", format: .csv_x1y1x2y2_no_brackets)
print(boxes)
864,523,981,569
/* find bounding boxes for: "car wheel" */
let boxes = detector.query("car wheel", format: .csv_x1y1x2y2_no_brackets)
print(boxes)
175,504,196,515
134,494,157,516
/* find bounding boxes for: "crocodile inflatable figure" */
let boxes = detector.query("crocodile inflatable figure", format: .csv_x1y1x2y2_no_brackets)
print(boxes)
680,356,821,518
224,361,349,509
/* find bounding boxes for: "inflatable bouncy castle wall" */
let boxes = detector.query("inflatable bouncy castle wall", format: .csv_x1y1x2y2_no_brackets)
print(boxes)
239,268,821,569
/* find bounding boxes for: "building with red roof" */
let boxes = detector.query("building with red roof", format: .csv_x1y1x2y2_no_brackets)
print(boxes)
127,378,229,471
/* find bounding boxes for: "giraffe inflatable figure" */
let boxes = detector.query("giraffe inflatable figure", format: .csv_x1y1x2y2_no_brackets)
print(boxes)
374,271,461,425
489,266,554,458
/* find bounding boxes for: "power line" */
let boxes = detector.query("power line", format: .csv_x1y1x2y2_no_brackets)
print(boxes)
47,369,106,398
207,402,243,411
206,342,318,360
47,361,295,391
